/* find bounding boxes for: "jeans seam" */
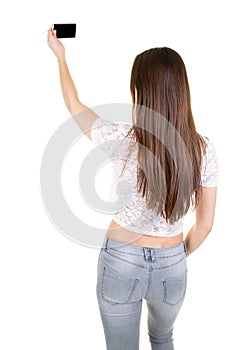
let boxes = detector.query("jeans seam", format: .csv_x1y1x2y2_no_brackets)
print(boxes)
156,251,184,259
106,248,142,257
158,255,186,269
144,264,153,299
104,250,147,269
105,248,184,259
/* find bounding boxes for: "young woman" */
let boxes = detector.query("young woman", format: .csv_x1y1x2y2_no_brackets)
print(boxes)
47,28,218,350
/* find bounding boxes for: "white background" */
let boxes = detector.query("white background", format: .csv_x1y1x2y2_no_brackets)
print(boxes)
1,0,232,349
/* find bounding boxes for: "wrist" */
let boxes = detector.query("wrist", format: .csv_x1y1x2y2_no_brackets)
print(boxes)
57,52,66,64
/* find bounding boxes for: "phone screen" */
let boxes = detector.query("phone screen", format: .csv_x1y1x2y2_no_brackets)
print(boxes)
52,24,76,38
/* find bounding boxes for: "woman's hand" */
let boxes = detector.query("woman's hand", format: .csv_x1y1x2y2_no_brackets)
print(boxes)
47,27,65,60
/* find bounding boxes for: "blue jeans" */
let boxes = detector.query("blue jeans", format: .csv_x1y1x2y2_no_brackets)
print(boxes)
96,236,188,350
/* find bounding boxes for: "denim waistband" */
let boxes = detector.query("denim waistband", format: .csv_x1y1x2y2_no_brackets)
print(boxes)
102,235,187,257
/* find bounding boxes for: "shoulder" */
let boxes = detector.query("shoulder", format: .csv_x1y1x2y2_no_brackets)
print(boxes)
201,135,217,159
90,117,133,154
91,117,132,141
199,135,219,187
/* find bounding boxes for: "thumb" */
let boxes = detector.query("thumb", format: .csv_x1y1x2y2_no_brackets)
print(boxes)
52,29,57,38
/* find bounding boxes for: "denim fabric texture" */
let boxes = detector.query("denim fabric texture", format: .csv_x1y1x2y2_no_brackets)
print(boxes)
96,236,188,350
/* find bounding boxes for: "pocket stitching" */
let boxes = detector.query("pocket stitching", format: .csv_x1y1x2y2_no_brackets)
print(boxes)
104,249,146,269
101,265,139,304
158,255,186,269
163,269,187,306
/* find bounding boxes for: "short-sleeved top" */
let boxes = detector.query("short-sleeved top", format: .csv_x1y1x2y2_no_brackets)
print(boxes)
90,117,219,237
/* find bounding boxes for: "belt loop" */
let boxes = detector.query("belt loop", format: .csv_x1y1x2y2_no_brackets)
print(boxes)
104,236,109,251
143,247,146,260
183,241,187,253
143,247,148,260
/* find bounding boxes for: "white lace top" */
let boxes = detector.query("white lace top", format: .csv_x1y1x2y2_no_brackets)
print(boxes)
90,117,219,237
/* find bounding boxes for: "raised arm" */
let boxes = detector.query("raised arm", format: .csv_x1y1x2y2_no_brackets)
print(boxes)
184,186,217,257
47,27,99,140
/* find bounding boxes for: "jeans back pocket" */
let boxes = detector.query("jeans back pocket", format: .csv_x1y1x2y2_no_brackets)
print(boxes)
163,268,187,306
101,265,140,304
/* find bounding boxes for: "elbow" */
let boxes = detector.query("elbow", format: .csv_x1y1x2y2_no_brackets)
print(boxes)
205,226,213,236
66,98,86,116
196,222,213,237
64,99,70,111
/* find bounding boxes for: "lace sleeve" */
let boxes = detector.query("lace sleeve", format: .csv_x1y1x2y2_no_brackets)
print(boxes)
90,117,132,155
200,137,219,187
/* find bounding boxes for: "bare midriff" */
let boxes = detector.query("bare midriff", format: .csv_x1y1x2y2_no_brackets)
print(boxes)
106,219,183,248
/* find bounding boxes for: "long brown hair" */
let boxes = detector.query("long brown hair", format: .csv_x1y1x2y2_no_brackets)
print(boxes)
121,47,207,224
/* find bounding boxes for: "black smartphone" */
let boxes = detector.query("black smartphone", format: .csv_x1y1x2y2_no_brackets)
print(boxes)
52,24,76,38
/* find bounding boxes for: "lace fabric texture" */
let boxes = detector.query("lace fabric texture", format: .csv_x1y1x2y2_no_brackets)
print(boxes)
90,117,219,237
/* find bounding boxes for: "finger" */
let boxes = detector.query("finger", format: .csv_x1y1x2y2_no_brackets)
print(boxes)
47,30,53,44
47,28,52,39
